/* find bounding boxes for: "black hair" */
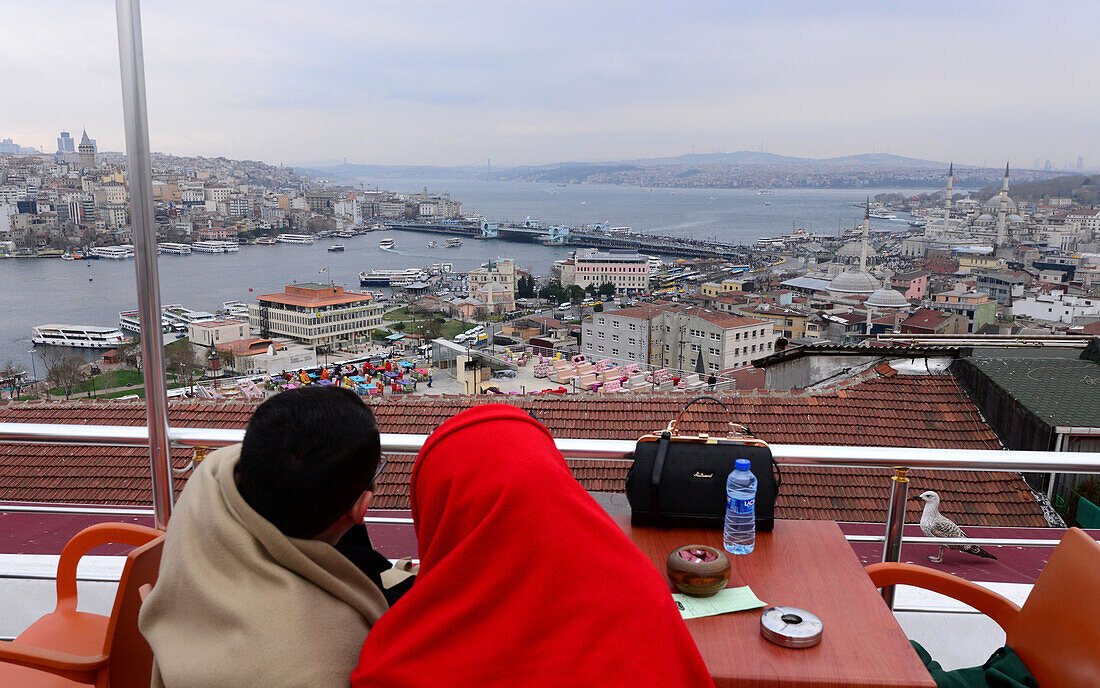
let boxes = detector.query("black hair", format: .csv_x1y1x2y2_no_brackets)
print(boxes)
236,386,381,539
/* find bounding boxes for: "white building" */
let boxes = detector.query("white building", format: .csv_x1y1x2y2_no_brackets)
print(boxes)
1013,290,1100,324
188,319,250,348
560,249,650,295
248,283,383,348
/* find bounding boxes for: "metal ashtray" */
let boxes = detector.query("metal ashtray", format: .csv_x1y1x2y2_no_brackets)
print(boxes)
759,606,823,648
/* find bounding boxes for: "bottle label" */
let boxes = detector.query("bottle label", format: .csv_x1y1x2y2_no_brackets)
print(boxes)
727,496,755,514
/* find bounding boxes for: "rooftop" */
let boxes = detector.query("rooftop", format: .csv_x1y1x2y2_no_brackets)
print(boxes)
257,284,374,308
955,355,1100,428
0,372,1047,527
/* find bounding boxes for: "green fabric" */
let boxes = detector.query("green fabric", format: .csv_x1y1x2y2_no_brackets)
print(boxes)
910,641,1039,688
1077,495,1100,528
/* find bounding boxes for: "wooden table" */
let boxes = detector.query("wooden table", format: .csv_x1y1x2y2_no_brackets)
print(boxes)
615,516,936,688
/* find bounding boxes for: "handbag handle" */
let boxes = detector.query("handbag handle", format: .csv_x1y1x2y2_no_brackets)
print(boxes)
665,395,752,437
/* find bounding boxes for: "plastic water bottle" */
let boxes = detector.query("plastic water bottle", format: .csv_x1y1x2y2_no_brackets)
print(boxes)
724,458,757,555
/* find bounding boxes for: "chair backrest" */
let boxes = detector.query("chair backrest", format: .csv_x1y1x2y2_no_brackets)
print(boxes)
102,535,165,688
1007,527,1100,688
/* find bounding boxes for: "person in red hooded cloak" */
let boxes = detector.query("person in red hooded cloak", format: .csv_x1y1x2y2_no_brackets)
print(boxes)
351,404,715,688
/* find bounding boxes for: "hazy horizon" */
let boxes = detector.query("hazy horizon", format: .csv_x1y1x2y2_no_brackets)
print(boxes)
2,1,1096,169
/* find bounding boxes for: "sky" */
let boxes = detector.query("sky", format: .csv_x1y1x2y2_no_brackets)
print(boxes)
1,1,1097,169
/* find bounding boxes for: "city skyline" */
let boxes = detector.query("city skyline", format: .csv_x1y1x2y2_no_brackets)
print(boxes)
1,1,1097,168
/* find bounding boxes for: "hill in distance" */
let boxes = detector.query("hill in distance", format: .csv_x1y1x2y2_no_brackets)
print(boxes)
980,175,1100,205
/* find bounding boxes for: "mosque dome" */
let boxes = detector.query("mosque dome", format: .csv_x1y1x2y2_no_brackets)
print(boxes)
975,213,995,225
828,269,878,294
984,194,1017,211
836,241,877,258
1007,213,1024,224
865,288,911,309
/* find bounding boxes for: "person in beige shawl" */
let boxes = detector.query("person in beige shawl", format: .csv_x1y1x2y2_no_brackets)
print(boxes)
139,387,391,688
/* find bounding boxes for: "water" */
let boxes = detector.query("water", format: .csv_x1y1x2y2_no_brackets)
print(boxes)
0,180,933,373
724,458,757,555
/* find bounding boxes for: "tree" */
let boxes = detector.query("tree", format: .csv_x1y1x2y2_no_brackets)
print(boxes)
44,353,87,400
516,274,536,298
585,283,597,296
165,340,202,379
1,360,23,398
117,335,141,369
217,348,237,374
538,282,564,303
593,302,604,312
567,285,586,304
598,281,617,299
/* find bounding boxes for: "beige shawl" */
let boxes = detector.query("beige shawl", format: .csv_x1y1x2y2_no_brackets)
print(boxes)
139,445,389,688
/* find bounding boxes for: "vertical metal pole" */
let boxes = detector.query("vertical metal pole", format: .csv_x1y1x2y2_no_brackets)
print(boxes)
115,0,173,529
880,466,910,609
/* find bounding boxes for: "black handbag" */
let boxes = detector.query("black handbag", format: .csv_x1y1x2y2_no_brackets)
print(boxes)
626,396,781,531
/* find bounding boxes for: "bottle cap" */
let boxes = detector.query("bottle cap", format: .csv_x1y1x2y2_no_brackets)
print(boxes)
734,458,751,471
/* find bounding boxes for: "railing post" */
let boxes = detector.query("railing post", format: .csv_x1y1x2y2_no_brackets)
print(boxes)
115,0,174,529
880,466,910,609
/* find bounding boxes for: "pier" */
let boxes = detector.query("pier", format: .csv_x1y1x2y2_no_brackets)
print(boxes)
383,220,752,260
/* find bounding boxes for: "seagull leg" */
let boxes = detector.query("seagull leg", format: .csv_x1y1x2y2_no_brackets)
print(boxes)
928,545,944,563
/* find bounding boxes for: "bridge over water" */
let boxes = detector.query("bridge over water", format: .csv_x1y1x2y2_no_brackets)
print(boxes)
384,220,750,260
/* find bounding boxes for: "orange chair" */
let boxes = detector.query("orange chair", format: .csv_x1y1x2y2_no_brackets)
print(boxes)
866,527,1100,688
0,522,164,688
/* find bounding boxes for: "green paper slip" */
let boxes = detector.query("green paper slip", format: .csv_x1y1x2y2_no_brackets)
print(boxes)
672,586,767,620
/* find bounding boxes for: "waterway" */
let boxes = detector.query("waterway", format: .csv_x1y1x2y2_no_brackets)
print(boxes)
0,181,938,374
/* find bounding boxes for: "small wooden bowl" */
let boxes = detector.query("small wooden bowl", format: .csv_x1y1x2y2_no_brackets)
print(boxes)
666,544,731,597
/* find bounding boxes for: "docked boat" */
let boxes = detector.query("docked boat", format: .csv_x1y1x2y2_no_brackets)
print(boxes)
89,245,135,260
276,233,315,244
32,324,127,349
359,268,427,287
118,304,217,336
328,244,345,252
869,209,898,220
445,237,463,248
219,300,251,320
255,237,277,245
158,242,192,255
378,238,396,250
61,252,76,261
427,241,438,248
191,241,229,253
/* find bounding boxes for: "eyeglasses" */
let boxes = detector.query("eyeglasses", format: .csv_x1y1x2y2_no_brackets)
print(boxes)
372,454,388,486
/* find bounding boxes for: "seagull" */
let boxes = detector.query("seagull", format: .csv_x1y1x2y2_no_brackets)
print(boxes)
915,491,998,563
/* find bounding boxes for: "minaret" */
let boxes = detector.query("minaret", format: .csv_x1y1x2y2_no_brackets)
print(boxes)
78,129,96,172
996,161,1009,246
860,197,870,273
942,162,953,235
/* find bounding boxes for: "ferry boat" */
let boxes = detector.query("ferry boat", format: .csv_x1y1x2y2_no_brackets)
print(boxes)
275,233,315,245
89,245,135,260
427,241,438,248
757,189,773,195
61,252,77,261
379,238,396,250
328,244,345,252
118,304,218,336
219,300,250,320
158,242,192,255
359,268,427,287
191,241,230,253
31,324,127,349
869,209,898,220
255,237,277,245
445,237,463,248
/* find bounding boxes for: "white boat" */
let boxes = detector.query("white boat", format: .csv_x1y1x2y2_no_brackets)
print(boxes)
379,238,396,250
757,189,773,195
61,252,76,261
32,324,126,349
89,245,135,260
191,241,227,253
118,304,217,336
328,244,345,252
158,242,192,255
427,241,438,248
255,237,277,245
869,209,897,220
359,268,427,287
276,233,315,244
220,300,251,319
445,237,463,248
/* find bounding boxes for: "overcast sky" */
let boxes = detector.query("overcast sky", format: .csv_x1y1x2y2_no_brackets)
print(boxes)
1,1,1095,168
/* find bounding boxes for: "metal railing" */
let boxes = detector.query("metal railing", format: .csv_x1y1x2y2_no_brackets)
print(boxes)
3,421,1099,607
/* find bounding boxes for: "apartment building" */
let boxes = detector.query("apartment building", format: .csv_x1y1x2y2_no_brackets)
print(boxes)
581,304,775,372
924,289,997,333
249,283,382,348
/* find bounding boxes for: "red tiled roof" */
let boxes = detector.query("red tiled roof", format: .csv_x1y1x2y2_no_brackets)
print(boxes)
0,375,1045,526
902,307,951,329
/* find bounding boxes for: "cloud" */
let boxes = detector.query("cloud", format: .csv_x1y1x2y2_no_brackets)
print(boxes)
0,0,1096,167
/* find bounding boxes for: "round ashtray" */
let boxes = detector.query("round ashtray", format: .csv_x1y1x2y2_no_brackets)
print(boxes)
759,606,823,648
